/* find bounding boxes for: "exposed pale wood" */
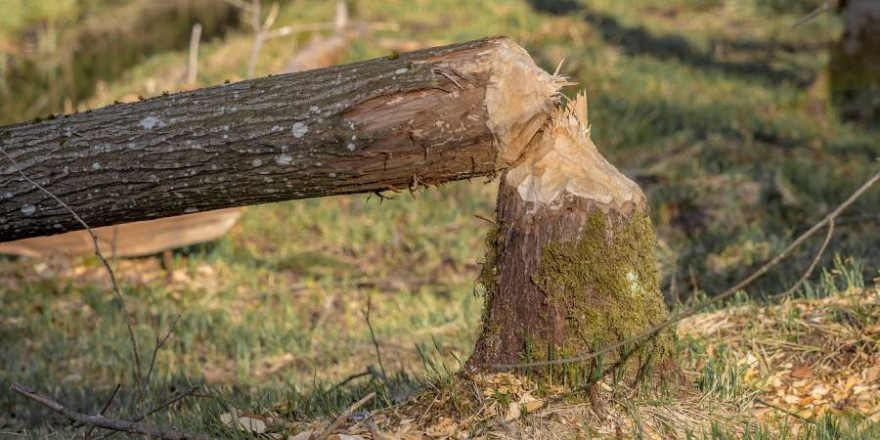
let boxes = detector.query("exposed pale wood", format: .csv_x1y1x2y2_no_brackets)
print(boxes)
468,94,674,375
0,37,560,242
0,208,242,258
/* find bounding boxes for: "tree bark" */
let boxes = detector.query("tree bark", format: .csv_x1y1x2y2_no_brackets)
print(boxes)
468,94,675,379
830,0,880,125
0,37,560,242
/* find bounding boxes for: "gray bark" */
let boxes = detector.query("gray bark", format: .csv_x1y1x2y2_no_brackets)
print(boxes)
0,37,555,242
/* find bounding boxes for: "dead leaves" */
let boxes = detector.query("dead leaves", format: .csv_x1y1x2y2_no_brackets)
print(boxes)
680,286,880,426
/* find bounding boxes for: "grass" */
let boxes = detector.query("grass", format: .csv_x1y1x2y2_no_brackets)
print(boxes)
1,0,879,438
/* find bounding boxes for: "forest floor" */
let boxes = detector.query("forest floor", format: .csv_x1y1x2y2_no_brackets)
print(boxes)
2,0,880,438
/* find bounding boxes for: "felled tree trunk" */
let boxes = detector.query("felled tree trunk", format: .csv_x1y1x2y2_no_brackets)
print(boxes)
0,37,560,242
830,0,880,125
468,93,675,380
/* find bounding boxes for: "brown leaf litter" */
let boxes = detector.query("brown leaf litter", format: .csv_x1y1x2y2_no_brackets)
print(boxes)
679,285,880,425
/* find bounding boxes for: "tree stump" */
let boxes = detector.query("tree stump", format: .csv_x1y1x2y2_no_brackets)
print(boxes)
468,93,675,381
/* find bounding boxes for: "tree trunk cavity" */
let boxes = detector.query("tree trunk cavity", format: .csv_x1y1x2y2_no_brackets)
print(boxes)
0,37,561,242
468,93,676,380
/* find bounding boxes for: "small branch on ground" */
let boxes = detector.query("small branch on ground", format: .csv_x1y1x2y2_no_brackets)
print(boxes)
0,149,144,398
1,150,200,439
9,383,215,440
76,383,120,435
316,392,376,440
98,386,202,440
495,170,880,370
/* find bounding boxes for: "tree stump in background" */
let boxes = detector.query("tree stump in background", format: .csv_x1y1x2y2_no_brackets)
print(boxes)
830,0,880,125
468,93,676,382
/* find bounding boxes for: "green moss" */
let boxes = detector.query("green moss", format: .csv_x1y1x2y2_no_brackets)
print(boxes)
478,223,501,308
532,211,676,377
476,222,502,355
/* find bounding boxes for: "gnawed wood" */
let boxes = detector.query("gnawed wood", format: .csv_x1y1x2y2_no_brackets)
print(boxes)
468,94,675,378
0,37,562,242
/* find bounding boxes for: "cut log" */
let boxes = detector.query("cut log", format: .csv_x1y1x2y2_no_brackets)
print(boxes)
0,37,562,242
467,93,676,379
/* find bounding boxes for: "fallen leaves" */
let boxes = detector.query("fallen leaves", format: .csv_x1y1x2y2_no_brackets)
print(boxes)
680,286,880,426
220,409,270,434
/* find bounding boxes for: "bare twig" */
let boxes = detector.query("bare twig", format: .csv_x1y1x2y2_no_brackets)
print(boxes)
494,170,880,370
187,23,202,85
98,386,202,440
144,315,182,392
247,1,280,77
98,384,122,416
0,149,144,395
473,214,496,225
79,383,121,436
316,392,376,440
328,369,372,394
771,219,835,301
9,383,215,440
363,295,387,377
756,398,816,423
792,0,831,29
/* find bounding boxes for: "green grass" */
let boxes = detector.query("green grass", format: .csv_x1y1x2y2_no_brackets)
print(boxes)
2,0,880,438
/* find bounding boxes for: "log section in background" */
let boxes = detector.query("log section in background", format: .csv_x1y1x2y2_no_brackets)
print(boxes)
0,37,561,242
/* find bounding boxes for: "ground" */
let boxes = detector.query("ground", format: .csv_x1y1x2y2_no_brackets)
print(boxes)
1,0,879,438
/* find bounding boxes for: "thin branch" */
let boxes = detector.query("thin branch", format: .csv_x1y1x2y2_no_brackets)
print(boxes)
771,219,834,301
144,315,182,392
247,0,262,78
98,384,122,416
99,386,202,440
755,398,816,424
315,392,376,440
79,383,120,436
0,149,144,396
328,369,372,394
247,1,279,78
187,23,202,85
494,170,880,370
362,295,387,377
10,383,215,440
792,0,831,29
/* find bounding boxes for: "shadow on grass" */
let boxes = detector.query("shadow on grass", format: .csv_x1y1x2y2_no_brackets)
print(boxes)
526,0,815,87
